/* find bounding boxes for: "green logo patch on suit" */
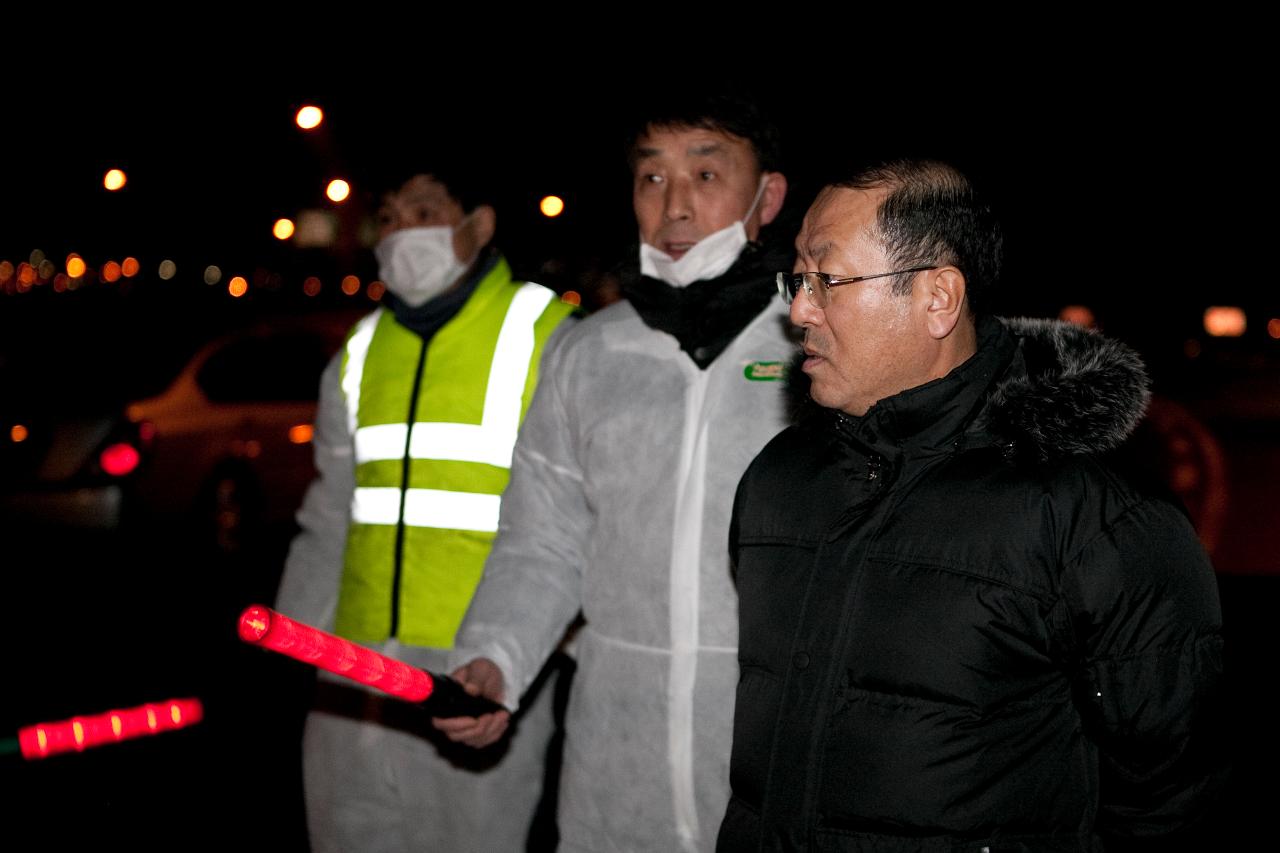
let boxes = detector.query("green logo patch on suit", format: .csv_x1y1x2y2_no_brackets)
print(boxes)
743,361,785,381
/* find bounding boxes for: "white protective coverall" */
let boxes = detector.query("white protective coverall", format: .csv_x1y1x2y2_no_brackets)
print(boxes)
451,293,796,853
276,258,572,853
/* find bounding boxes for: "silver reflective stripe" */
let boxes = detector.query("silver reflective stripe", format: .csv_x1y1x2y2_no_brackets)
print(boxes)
354,423,409,462
352,487,501,532
353,283,554,468
447,282,555,465
342,310,382,437
347,283,555,532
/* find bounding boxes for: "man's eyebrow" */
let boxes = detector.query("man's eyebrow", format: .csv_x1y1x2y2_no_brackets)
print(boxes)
391,194,448,213
798,240,833,264
688,142,726,158
635,141,729,160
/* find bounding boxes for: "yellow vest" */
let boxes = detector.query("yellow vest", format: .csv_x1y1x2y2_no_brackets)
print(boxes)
334,257,574,647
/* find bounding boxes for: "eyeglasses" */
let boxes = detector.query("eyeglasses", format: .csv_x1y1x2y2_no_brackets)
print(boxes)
776,267,938,308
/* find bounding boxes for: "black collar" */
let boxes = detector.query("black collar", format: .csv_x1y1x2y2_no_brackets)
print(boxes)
832,315,1016,459
618,239,792,369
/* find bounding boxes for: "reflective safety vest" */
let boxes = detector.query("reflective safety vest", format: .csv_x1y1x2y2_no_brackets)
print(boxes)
334,257,575,647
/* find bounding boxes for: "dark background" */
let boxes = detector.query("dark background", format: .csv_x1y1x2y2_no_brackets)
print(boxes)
2,33,1276,850
4,46,1272,385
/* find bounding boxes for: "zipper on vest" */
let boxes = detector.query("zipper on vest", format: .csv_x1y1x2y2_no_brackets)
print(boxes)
390,337,430,637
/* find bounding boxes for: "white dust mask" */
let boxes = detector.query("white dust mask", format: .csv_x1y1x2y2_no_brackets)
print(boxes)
375,225,468,307
639,175,769,288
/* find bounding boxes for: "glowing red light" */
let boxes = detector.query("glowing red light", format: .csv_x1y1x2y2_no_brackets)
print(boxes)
18,698,203,760
99,442,141,476
237,605,433,702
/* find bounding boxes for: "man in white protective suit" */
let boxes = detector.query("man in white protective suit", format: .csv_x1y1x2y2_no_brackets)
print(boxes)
433,90,801,853
276,156,577,853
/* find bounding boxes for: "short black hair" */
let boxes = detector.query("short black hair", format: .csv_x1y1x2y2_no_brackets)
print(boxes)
622,89,783,175
831,159,1004,318
356,144,496,215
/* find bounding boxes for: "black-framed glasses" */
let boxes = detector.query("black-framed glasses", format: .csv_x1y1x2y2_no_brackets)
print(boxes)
776,267,938,308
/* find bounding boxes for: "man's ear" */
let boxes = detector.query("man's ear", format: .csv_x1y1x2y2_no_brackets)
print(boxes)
756,172,788,228
454,204,496,261
923,266,967,340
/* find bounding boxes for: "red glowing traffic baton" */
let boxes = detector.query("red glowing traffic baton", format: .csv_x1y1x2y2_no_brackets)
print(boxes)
237,605,504,718
11,698,203,760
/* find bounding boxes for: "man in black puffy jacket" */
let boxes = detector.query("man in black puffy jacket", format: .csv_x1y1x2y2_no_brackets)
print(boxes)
717,158,1227,852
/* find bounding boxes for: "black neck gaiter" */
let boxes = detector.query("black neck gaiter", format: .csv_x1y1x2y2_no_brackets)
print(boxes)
619,239,792,369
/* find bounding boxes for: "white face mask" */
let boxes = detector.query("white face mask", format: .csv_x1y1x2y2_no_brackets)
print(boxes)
375,225,467,307
639,175,769,288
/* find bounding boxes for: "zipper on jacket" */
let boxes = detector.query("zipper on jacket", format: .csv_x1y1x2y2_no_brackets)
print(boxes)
389,337,429,638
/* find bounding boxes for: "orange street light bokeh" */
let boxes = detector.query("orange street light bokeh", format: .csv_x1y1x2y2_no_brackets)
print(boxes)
1058,304,1097,329
273,218,296,240
103,169,127,191
539,195,565,217
296,106,324,130
326,180,351,203
1204,306,1246,338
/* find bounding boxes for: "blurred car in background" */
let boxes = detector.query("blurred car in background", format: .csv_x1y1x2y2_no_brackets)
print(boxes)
1,309,361,554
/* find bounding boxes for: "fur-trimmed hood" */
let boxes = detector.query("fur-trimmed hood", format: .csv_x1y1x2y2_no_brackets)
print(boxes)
985,317,1150,462
785,316,1152,464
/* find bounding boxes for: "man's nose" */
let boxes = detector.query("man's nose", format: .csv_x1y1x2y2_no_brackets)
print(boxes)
663,179,693,222
789,287,822,327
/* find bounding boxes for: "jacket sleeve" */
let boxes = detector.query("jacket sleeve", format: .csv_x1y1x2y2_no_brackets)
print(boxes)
449,322,589,711
1063,492,1228,848
274,349,353,633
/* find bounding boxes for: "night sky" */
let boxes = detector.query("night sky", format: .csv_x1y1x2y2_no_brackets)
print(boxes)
2,35,1272,397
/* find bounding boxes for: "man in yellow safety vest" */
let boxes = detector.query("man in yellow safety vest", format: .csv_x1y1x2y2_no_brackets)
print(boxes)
275,159,577,853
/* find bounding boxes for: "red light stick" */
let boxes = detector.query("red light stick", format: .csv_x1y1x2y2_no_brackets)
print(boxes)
237,605,503,717
14,698,203,760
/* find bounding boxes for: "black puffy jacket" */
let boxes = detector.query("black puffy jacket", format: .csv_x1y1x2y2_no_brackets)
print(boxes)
718,317,1227,852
